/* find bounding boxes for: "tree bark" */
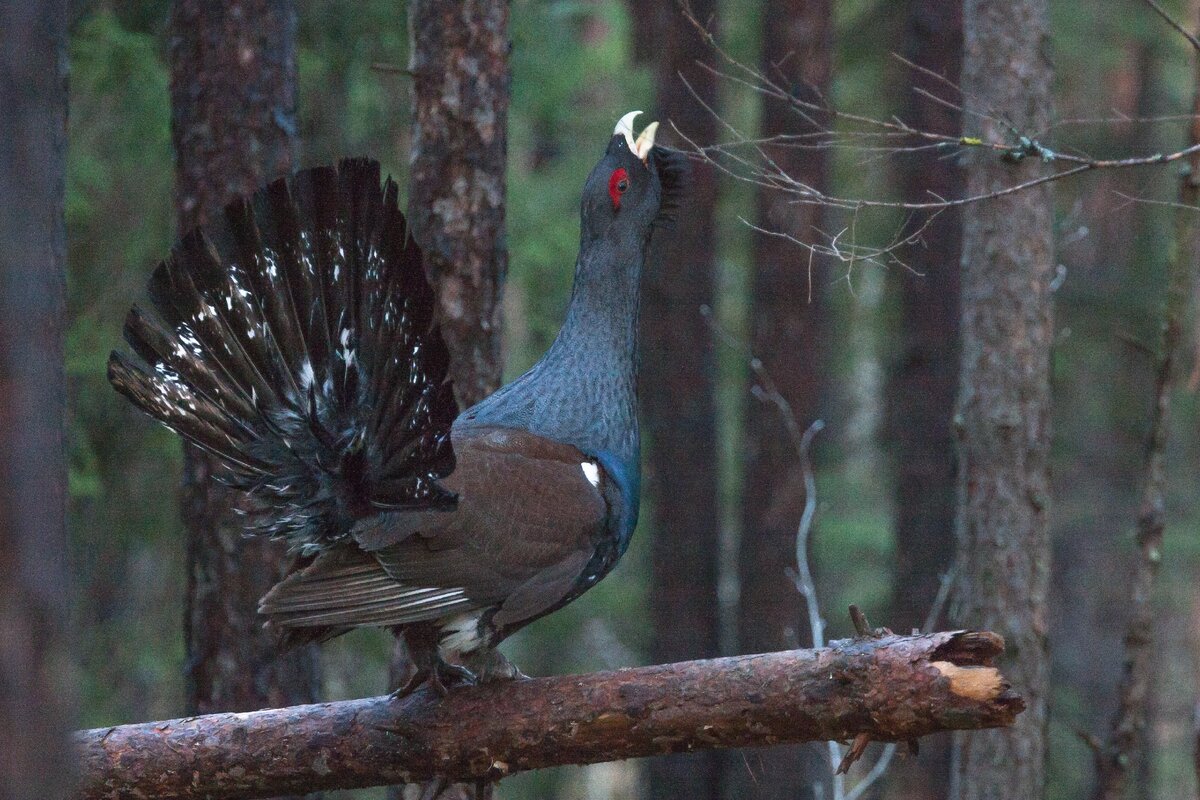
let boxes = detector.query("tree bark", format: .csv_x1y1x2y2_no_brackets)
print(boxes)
952,1,1055,798
735,1,833,797
168,0,319,720
397,6,509,798
0,2,73,797
407,0,508,409
884,2,961,796
76,631,1023,800
643,3,723,798
890,0,962,647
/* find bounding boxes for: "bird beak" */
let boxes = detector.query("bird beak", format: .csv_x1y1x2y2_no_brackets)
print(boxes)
615,111,659,164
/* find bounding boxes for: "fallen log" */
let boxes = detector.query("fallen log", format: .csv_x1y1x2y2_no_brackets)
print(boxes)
76,630,1022,800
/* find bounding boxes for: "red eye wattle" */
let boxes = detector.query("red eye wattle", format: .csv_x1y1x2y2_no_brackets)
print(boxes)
608,167,630,209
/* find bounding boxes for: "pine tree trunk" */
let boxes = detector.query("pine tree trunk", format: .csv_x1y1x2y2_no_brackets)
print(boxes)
733,1,833,797
643,3,723,799
0,2,73,797
168,0,320,730
952,1,1055,797
390,4,509,799
1053,38,1159,799
884,1,961,795
890,0,962,650
407,0,509,409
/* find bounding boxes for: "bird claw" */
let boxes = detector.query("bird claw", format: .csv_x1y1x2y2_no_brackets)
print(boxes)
467,648,529,683
429,659,477,696
389,658,478,699
388,670,426,700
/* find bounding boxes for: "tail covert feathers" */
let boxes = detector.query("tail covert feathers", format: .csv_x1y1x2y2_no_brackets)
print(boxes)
108,158,459,555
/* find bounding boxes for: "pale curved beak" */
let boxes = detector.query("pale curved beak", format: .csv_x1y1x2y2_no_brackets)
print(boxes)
614,111,659,164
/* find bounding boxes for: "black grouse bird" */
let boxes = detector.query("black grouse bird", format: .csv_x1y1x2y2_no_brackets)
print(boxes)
108,112,684,692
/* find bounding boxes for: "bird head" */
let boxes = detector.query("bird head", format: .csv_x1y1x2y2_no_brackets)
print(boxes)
578,111,686,247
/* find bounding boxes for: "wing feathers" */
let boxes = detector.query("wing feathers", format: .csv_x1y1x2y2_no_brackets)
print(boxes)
259,549,476,630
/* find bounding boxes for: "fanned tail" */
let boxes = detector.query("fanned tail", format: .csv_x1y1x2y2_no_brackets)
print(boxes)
108,158,458,553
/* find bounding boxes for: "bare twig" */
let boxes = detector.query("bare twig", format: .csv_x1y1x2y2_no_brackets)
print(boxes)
703,306,968,800
1143,0,1200,53
672,0,1200,290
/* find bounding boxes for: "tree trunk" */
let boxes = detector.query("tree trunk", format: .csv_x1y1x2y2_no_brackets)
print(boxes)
643,3,723,798
407,0,509,409
169,0,320,723
884,1,961,796
0,2,73,797
734,1,833,798
952,1,1055,798
1053,35,1159,799
1091,11,1200,796
890,0,962,651
394,4,509,798
76,631,1024,800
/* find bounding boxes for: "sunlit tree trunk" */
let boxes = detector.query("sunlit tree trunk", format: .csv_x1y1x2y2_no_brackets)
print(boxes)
0,2,73,797
952,0,1055,797
643,3,722,799
169,0,319,734
733,1,833,798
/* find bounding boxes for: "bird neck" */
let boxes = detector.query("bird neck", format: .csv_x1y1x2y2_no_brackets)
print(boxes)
456,227,645,468
531,231,643,457
545,242,642,385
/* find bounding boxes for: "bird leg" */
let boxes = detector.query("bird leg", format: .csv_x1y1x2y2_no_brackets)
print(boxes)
390,624,478,699
427,659,477,697
464,647,529,683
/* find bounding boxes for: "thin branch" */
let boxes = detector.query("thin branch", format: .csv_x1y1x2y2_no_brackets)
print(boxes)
792,418,828,648
75,633,1024,800
675,0,1200,228
1143,0,1200,53
703,307,961,799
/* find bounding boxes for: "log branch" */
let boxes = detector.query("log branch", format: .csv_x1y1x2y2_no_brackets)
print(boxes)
76,630,1022,800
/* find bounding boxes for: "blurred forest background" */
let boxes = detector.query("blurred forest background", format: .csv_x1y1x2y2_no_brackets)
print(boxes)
60,0,1199,798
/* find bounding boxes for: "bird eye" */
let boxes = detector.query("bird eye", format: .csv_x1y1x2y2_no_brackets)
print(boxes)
608,167,630,210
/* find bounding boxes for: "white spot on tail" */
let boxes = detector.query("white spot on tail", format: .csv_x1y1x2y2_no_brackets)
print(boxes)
581,462,600,489
439,611,484,655
300,360,315,388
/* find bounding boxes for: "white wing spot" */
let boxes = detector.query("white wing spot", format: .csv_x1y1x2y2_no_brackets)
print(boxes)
581,461,601,489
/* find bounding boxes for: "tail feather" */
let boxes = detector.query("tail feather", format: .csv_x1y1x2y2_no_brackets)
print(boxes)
109,158,458,552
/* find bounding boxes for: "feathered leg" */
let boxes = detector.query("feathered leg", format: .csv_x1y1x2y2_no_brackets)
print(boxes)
390,623,477,699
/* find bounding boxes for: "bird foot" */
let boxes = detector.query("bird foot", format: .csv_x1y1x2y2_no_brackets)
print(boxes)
429,659,477,696
468,648,529,683
389,658,477,700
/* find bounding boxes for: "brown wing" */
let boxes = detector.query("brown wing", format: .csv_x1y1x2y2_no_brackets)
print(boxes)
259,426,607,633
373,427,608,613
